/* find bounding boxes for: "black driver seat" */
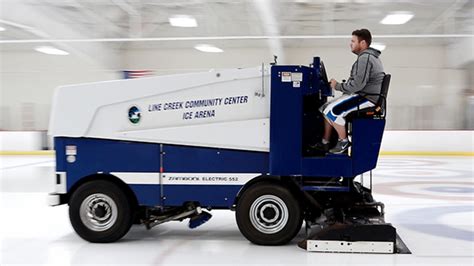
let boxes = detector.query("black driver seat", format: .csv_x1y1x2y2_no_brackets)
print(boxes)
346,74,391,119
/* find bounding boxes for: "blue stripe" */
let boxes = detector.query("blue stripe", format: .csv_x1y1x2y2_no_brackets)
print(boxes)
163,185,242,208
302,186,350,192
163,144,268,173
323,96,358,121
333,95,357,108
326,111,337,122
332,95,368,115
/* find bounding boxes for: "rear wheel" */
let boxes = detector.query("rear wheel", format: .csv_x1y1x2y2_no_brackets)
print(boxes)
69,180,134,243
236,182,302,245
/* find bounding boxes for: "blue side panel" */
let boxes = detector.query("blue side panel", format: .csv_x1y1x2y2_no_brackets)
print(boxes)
351,118,385,175
163,185,242,208
161,145,267,207
55,137,268,207
301,154,353,177
55,137,161,205
162,144,268,173
303,186,350,192
54,138,67,172
270,66,310,175
129,185,161,206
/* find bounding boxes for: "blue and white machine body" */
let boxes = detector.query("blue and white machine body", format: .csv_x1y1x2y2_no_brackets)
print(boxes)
48,57,397,253
49,59,384,208
49,66,273,208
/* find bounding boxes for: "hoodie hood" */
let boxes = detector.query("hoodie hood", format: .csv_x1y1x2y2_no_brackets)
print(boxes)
360,47,381,58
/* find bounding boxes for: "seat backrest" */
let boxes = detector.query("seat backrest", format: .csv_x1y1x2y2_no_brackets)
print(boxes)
377,74,391,112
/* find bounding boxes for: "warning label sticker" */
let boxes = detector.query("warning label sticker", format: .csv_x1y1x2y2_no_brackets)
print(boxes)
281,72,292,82
291,72,303,82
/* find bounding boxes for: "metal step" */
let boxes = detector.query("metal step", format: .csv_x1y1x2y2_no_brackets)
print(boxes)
306,240,394,254
299,223,411,254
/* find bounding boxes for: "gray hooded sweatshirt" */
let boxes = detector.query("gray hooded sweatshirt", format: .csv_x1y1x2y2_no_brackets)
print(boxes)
335,47,385,104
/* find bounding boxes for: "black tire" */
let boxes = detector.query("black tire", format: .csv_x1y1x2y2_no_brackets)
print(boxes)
69,180,134,243
235,182,302,245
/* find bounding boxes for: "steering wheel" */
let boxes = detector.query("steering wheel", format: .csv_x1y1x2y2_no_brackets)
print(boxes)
320,60,329,85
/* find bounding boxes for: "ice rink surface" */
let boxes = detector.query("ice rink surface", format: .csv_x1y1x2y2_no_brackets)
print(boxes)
0,155,472,265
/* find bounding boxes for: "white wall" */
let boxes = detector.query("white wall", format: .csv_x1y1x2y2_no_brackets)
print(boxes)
381,131,474,153
0,51,120,130
0,131,45,151
0,44,471,130
446,37,474,68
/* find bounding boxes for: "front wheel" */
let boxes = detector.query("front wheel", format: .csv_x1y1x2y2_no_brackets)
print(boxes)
235,182,302,245
69,180,134,243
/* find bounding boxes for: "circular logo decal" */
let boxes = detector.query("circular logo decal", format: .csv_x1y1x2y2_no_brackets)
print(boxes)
128,106,141,124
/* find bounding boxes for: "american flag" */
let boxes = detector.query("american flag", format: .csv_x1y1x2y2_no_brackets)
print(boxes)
122,70,154,79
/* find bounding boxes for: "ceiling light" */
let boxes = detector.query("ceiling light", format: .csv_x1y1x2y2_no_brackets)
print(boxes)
194,44,223,53
380,12,414,25
0,26,5,31
371,42,386,51
34,46,69,55
169,15,197,27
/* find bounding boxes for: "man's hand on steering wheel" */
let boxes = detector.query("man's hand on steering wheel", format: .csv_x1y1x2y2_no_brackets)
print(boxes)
330,78,337,90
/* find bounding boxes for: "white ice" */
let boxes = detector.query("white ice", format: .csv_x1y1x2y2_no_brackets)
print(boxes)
0,155,473,265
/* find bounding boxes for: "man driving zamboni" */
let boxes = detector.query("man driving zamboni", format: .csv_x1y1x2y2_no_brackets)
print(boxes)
313,28,385,154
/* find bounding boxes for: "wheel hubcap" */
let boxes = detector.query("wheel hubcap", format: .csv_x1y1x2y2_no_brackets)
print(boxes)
80,193,118,232
249,195,288,234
